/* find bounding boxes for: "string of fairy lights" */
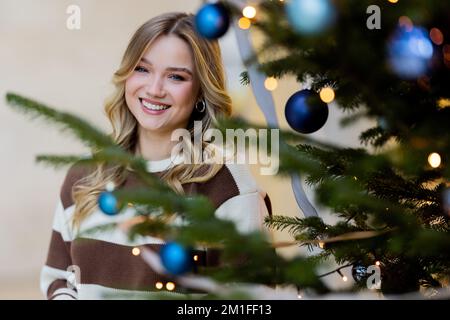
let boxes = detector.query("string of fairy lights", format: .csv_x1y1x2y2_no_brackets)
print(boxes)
123,229,388,294
236,0,449,95
236,1,337,104
237,1,447,186
235,1,446,170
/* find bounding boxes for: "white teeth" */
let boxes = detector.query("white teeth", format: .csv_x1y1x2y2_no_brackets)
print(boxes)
141,99,170,111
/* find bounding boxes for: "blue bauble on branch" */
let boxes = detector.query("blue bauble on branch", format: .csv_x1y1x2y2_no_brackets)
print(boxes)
387,26,434,79
160,241,192,275
286,0,336,35
98,191,119,216
443,187,450,217
285,89,329,134
352,263,369,283
195,2,230,39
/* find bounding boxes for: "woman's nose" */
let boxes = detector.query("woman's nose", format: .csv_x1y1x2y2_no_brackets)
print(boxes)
145,75,166,98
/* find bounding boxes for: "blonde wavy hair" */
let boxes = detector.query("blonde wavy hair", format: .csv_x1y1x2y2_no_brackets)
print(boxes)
72,12,232,228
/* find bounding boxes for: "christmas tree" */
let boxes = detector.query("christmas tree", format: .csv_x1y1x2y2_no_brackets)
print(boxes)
5,0,450,298
239,0,450,295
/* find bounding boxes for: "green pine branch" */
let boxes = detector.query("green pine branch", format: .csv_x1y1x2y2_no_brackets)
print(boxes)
6,93,114,149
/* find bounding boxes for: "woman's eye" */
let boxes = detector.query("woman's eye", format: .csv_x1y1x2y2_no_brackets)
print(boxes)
169,74,185,81
135,66,148,73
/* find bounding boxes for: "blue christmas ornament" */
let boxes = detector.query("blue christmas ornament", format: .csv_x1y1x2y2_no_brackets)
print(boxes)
285,0,336,35
160,242,192,275
377,117,389,131
387,26,434,79
98,191,119,216
443,188,450,216
352,263,369,283
195,2,230,39
285,89,329,134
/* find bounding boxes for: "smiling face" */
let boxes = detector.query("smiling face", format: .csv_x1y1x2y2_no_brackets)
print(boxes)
125,34,200,135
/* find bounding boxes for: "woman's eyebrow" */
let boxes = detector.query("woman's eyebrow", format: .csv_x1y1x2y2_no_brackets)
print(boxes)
166,67,193,76
140,58,193,76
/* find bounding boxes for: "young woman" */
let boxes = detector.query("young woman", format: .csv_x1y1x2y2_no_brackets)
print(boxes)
40,12,272,300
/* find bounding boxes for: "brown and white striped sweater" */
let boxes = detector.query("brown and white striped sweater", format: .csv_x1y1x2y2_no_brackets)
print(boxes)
40,157,272,300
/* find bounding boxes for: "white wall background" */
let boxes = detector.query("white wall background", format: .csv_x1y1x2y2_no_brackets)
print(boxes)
0,0,373,299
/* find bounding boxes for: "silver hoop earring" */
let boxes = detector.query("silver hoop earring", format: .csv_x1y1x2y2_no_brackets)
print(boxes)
195,99,206,113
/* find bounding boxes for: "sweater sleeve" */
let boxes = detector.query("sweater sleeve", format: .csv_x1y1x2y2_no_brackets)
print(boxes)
214,191,272,236
213,163,273,237
40,199,78,300
202,163,274,268
202,190,273,271
40,166,82,300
